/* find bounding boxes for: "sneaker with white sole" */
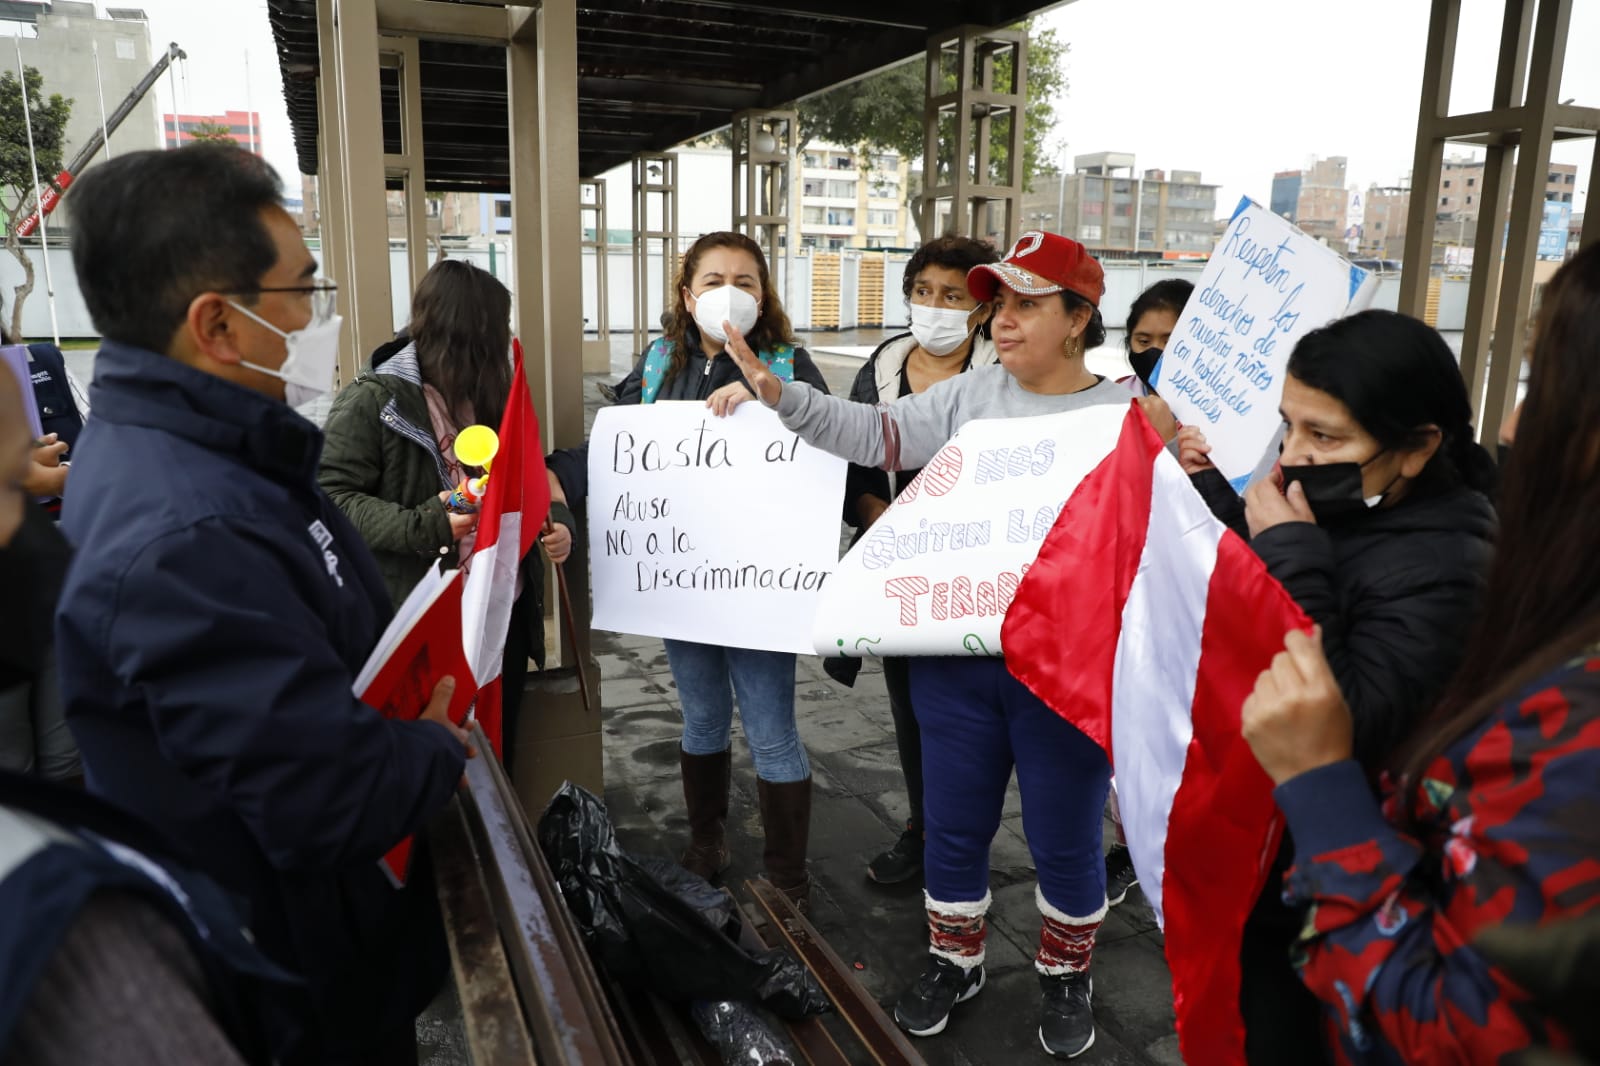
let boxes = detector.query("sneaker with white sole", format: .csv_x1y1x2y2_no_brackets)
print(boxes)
1038,970,1095,1058
893,956,985,1037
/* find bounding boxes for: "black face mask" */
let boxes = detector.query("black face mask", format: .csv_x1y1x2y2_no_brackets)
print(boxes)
1280,452,1397,523
1496,441,1512,467
1129,347,1163,390
1280,463,1369,521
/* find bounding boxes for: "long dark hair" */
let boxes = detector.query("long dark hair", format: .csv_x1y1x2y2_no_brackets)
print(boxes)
664,231,794,386
1401,245,1600,813
1286,309,1496,497
1124,278,1193,349
408,259,512,431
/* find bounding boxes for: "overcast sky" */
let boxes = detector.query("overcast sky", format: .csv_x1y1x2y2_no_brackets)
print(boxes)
85,0,1599,221
1038,0,1596,216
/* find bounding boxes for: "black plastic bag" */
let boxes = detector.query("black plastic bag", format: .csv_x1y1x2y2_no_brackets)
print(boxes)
537,783,830,1019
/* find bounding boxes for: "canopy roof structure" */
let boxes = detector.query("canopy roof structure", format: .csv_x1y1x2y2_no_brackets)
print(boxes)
265,0,1059,188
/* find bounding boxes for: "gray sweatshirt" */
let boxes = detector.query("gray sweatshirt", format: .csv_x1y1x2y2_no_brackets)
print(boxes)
773,362,1131,471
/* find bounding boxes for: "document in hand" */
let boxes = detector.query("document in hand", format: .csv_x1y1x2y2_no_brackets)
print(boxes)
353,561,474,886
352,561,475,725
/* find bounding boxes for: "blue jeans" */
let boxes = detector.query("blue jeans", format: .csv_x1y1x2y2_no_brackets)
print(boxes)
913,655,1109,916
663,639,808,783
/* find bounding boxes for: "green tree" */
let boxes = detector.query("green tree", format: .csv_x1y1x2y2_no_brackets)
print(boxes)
792,19,1068,229
187,120,237,144
0,66,72,341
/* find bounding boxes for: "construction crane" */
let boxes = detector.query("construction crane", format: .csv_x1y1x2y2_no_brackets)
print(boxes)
16,41,186,237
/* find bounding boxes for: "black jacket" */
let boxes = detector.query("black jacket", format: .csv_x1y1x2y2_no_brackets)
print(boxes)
545,324,829,501
1192,468,1496,772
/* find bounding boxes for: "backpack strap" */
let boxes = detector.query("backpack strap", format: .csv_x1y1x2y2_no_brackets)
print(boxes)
640,338,794,401
763,343,796,384
638,338,675,405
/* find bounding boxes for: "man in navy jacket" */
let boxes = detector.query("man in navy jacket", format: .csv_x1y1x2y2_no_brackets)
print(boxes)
55,143,472,1064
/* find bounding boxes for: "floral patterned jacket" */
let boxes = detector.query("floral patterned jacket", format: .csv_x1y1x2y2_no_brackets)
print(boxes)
1272,647,1600,1064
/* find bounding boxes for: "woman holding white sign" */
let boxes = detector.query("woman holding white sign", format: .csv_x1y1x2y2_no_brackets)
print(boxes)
1181,309,1497,1063
544,232,830,913
819,235,1000,889
723,232,1125,1059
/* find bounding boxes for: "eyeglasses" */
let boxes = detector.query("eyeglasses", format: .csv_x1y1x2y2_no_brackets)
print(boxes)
221,276,339,325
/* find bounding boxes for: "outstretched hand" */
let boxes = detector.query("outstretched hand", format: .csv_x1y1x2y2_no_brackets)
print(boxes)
723,322,782,407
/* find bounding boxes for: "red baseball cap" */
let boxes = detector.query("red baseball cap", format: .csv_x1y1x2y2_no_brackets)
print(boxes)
967,231,1105,307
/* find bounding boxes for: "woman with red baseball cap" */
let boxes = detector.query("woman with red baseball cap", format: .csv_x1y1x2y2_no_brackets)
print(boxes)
720,231,1125,1058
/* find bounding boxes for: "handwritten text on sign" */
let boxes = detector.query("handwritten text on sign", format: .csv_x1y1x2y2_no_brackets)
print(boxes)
811,405,1127,658
1152,197,1375,489
588,402,847,655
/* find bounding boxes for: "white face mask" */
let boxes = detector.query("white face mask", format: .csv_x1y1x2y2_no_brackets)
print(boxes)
909,303,980,357
690,284,760,344
229,301,343,406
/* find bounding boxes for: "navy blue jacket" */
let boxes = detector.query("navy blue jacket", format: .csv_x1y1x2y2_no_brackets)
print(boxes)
54,340,466,1059
24,341,85,451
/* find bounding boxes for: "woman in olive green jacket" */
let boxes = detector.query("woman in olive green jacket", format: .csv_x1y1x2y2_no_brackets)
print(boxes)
319,259,575,768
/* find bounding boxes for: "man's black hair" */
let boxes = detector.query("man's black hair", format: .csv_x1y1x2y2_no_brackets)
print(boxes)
69,143,284,354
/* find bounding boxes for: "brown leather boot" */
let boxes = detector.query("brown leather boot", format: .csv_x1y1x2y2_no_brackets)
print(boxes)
679,747,731,880
757,776,813,914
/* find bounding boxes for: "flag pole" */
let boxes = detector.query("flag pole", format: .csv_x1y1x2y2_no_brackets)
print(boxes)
12,39,59,347
91,39,112,161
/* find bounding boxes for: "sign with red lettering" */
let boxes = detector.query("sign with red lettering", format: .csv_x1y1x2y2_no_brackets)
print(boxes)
811,405,1127,657
587,401,847,655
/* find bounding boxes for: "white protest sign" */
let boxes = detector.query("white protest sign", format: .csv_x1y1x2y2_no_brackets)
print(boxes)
587,402,847,655
811,405,1128,658
1151,197,1377,490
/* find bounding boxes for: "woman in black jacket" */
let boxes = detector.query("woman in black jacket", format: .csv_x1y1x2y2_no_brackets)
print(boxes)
821,235,999,886
1179,309,1498,1064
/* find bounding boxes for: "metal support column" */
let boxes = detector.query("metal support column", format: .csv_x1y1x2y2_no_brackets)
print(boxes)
313,0,354,384
919,25,1026,247
507,1,582,454
580,179,610,373
1459,0,1533,416
326,0,394,379
631,152,677,355
731,109,797,307
381,35,429,297
1397,0,1596,442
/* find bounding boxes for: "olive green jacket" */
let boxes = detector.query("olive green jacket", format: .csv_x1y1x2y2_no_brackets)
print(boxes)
319,340,461,608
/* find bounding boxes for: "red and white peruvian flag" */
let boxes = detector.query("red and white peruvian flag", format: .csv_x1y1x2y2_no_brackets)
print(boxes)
1003,404,1310,1063
461,338,551,756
